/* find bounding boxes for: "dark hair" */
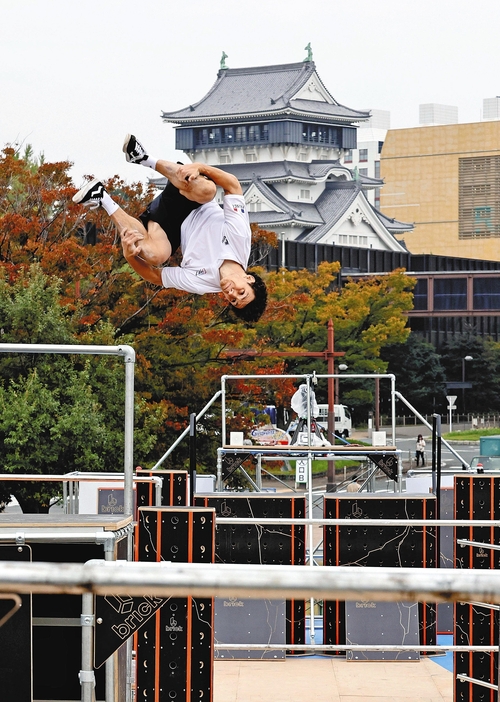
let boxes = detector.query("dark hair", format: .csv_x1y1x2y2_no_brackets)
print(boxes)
231,272,267,323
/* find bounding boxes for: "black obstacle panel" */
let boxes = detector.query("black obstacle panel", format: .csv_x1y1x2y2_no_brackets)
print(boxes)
323,494,437,654
135,469,189,511
0,545,31,702
454,476,500,702
31,542,110,701
136,507,215,702
194,494,307,651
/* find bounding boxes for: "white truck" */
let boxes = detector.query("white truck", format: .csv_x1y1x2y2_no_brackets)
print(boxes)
316,404,352,438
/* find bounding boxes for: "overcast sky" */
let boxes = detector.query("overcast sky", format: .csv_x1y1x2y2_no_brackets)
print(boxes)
2,0,499,187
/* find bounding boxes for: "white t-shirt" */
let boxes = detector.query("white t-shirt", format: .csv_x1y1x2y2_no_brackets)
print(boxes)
161,194,251,294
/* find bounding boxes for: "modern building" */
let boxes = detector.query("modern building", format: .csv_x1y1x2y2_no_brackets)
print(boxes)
346,109,390,208
380,120,500,261
483,97,500,120
158,53,500,345
419,103,458,126
160,53,410,254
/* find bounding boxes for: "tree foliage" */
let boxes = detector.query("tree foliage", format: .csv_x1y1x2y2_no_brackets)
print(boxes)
0,145,418,510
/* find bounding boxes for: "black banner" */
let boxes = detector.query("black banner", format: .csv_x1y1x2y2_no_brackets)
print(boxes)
94,595,168,668
368,453,399,481
222,452,252,480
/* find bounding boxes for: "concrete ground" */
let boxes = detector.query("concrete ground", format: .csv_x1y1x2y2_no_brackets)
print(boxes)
214,656,453,702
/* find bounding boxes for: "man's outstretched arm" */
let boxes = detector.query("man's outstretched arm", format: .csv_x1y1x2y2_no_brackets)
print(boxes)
120,229,163,286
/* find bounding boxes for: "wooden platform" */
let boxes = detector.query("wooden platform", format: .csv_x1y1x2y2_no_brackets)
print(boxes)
0,513,133,531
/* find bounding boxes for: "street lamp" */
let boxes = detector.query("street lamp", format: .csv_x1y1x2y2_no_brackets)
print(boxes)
335,363,348,405
461,355,473,416
279,232,286,269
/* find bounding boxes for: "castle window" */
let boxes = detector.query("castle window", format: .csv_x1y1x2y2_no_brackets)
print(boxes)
236,126,247,142
208,128,221,144
219,153,231,164
300,189,311,200
245,152,257,163
248,125,261,141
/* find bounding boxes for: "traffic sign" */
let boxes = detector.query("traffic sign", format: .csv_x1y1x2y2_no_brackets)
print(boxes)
446,395,457,407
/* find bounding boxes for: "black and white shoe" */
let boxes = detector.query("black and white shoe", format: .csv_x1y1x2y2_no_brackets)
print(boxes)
123,134,148,164
72,178,106,210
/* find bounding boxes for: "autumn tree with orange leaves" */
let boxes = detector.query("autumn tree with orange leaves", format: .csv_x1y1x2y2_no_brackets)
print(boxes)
0,145,414,510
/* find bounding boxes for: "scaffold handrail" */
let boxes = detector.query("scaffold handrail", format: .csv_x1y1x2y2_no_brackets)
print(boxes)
1,560,500,603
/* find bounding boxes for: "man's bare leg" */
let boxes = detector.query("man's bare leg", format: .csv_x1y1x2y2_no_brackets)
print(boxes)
73,179,171,266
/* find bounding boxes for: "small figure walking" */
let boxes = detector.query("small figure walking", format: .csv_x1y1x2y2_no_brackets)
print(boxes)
415,434,426,467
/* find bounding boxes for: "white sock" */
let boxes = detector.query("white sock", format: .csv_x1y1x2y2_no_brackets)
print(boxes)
141,156,157,170
101,192,119,216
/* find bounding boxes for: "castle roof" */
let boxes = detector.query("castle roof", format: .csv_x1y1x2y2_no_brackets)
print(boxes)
161,62,369,124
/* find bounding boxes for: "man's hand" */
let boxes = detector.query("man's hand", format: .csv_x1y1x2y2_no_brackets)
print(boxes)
120,228,144,259
177,163,202,183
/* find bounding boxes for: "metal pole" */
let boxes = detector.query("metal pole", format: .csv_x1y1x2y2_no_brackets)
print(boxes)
151,391,222,470
80,593,95,702
189,413,197,506
395,391,469,468
6,560,500,604
326,321,336,491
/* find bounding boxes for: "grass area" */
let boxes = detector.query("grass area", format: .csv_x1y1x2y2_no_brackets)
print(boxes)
442,427,500,441
262,458,364,476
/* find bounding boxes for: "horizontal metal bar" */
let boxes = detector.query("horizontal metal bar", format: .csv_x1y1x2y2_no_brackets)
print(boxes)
1,561,500,603
216,517,499,527
457,539,500,551
222,374,394,381
456,674,498,691
0,474,158,483
33,617,81,627
468,601,500,611
0,343,135,362
217,448,400,456
0,530,132,544
214,643,498,652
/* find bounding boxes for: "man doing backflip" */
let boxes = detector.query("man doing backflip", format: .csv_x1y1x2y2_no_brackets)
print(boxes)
72,135,267,322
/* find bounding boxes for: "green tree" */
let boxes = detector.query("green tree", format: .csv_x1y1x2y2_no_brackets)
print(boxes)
0,265,166,511
381,334,447,414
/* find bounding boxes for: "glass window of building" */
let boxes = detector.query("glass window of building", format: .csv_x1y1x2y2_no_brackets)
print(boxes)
433,278,467,310
413,279,428,311
473,277,500,310
359,148,368,162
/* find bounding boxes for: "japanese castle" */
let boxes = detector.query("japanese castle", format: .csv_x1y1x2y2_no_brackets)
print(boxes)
159,48,411,253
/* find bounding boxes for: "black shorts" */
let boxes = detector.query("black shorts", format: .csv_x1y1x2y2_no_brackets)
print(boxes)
138,181,201,255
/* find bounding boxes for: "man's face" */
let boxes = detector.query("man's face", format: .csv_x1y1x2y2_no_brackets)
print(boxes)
220,274,256,308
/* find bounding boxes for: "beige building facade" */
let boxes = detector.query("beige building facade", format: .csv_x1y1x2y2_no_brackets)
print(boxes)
380,121,500,261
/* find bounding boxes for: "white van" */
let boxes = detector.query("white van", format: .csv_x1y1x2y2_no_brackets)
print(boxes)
316,404,352,438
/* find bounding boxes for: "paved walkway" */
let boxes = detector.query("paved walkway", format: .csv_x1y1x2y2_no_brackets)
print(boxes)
214,656,453,702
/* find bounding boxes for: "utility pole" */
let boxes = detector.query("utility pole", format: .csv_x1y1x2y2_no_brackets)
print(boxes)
223,319,345,489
